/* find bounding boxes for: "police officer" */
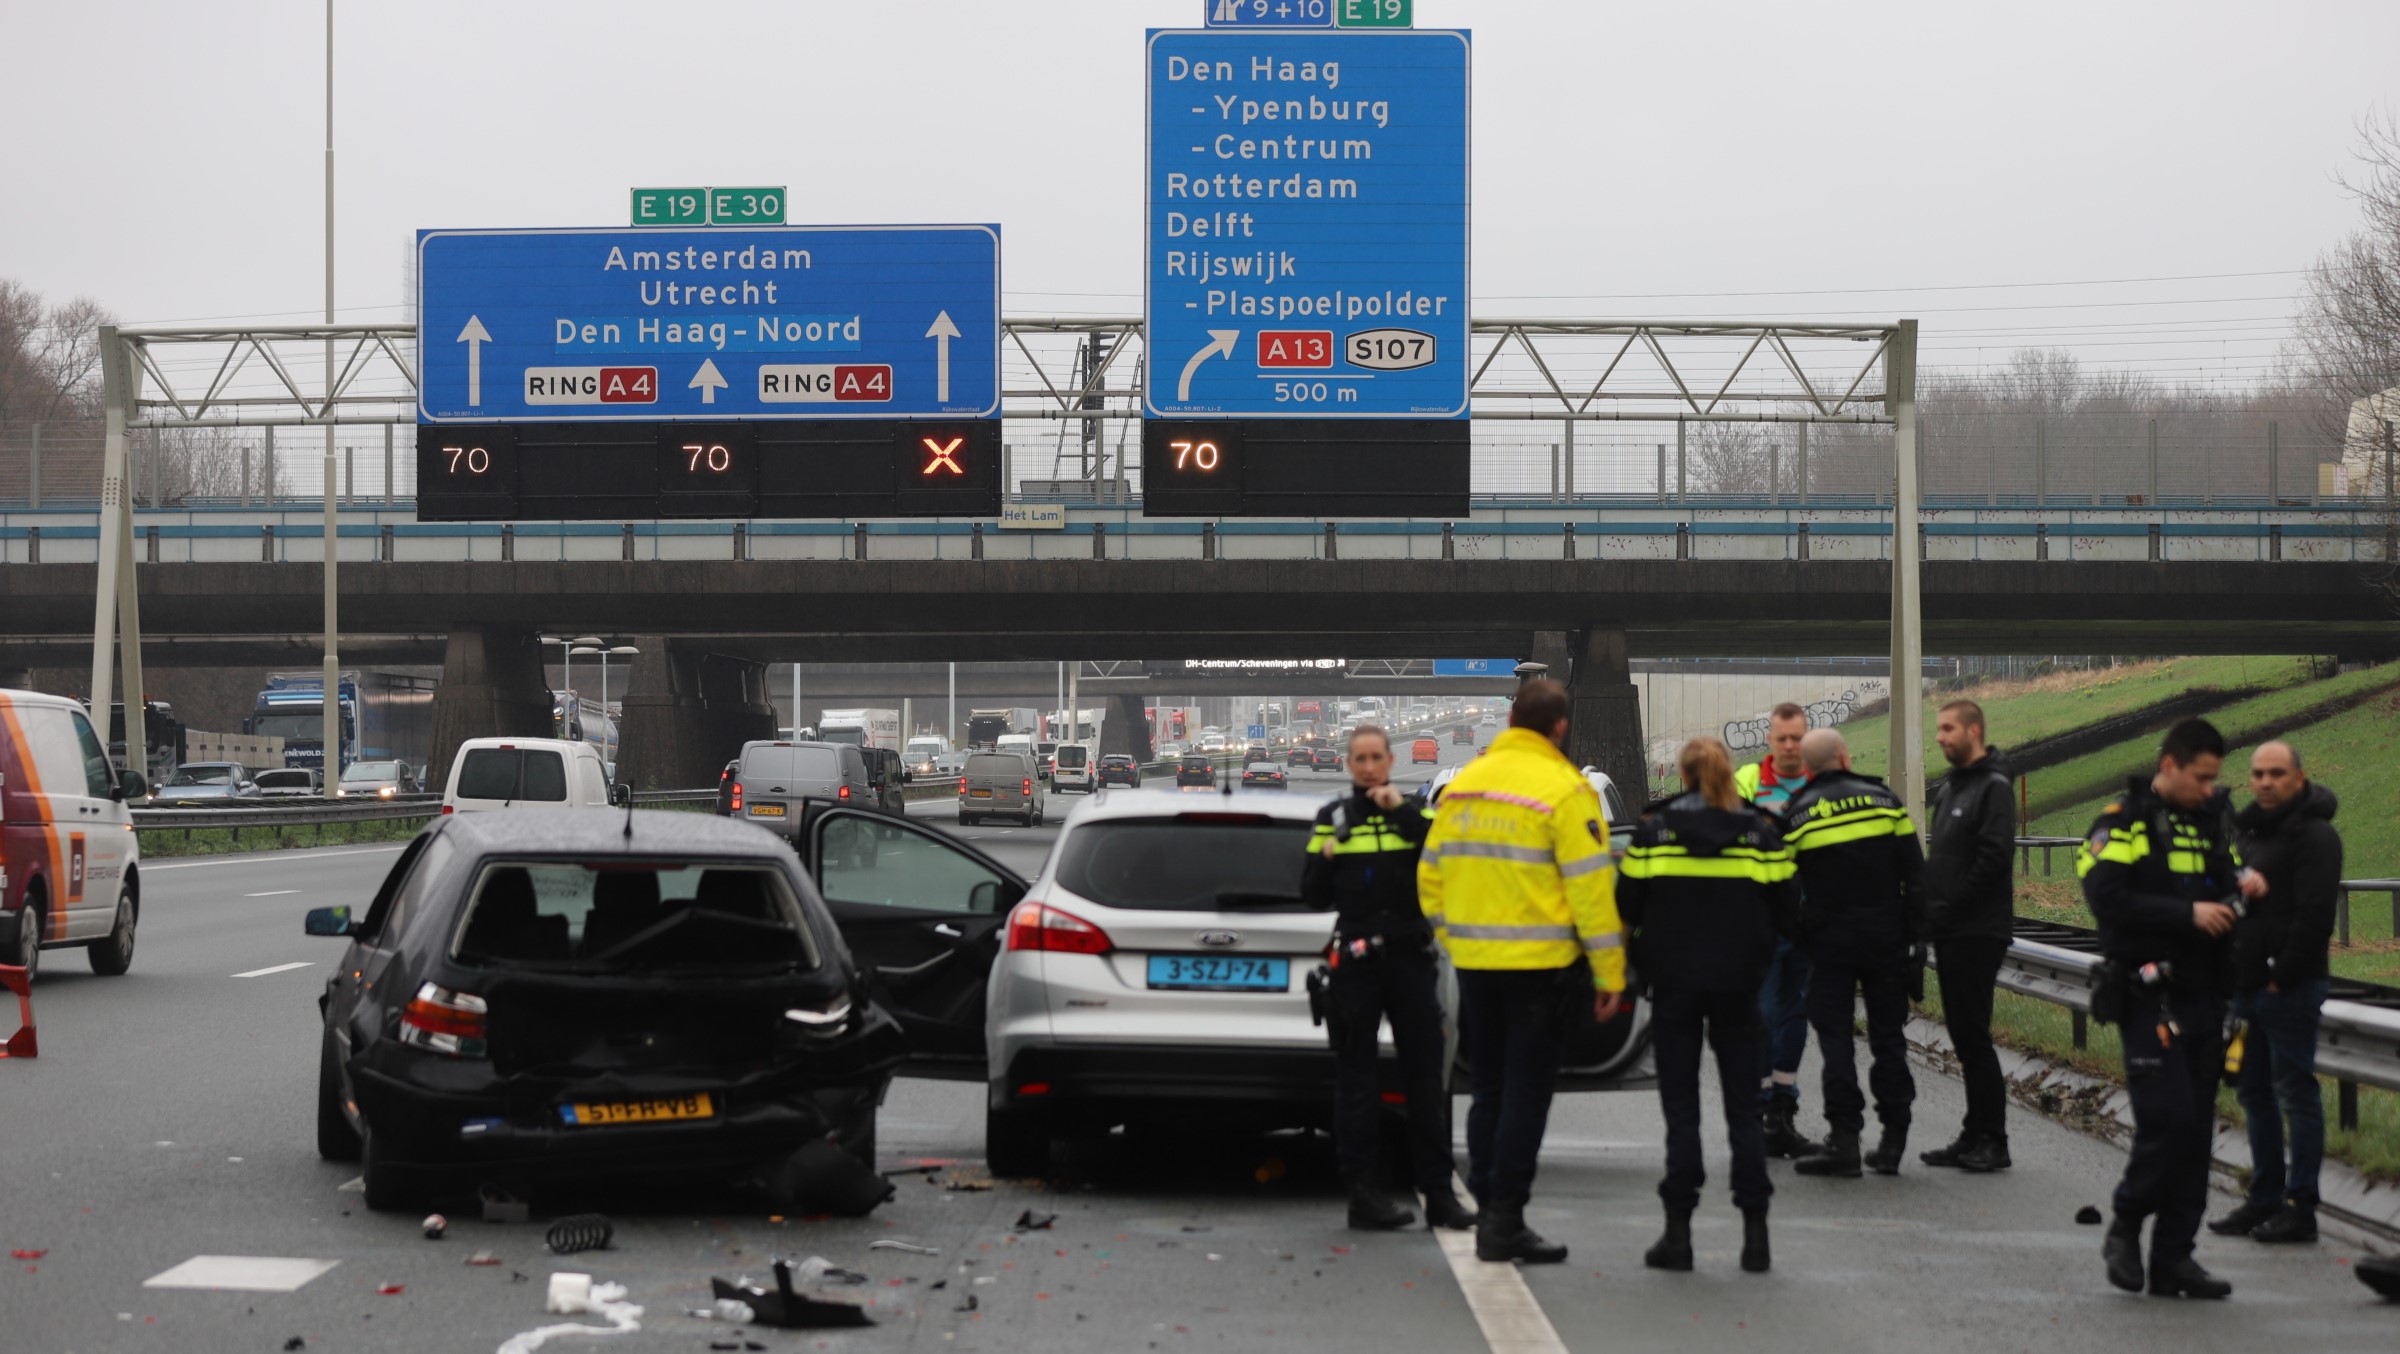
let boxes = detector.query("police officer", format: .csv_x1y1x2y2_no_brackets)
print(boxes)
1303,725,1476,1233
1419,680,1626,1265
1619,736,1798,1275
2081,718,2265,1300
1781,729,1925,1178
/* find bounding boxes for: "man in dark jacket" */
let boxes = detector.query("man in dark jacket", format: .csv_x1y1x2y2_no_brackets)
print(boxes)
1781,729,1926,1178
2079,718,2264,1300
2208,740,2341,1245
1302,726,1476,1233
1921,698,2017,1173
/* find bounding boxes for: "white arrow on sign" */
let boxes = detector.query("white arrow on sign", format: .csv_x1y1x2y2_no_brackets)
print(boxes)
1177,330,1240,402
925,311,961,403
689,359,728,405
456,315,493,407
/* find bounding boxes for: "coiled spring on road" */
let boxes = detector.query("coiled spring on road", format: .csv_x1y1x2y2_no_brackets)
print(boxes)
545,1214,614,1255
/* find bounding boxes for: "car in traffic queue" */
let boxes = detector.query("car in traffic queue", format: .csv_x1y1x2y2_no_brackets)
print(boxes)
156,761,262,805
1174,753,1217,789
339,760,421,799
1035,742,1059,783
1283,746,1314,769
714,759,739,817
443,738,621,815
1411,737,1440,765
727,741,877,840
1238,759,1287,790
1450,724,1476,745
959,749,1045,827
255,768,322,797
1051,743,1096,794
1309,746,1342,772
977,788,1652,1177
1096,754,1142,788
303,808,1019,1211
0,687,145,982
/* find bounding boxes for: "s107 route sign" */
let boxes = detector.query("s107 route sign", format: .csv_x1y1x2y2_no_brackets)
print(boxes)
417,224,999,423
1145,27,1468,419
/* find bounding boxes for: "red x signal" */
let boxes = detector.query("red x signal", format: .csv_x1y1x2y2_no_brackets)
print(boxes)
921,436,965,476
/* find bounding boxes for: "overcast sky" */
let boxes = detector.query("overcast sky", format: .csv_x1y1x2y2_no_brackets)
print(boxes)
5,0,2395,388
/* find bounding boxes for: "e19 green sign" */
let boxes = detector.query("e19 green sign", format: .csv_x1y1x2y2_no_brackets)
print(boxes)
1336,0,1411,26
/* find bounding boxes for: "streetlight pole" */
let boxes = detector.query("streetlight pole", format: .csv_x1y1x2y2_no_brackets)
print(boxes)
319,0,339,778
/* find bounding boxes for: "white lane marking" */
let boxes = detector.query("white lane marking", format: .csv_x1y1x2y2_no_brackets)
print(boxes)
1433,1176,1569,1354
243,890,301,897
144,1255,340,1292
231,961,315,978
145,844,410,871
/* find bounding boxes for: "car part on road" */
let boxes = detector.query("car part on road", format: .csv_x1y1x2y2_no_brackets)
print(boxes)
421,1213,448,1239
713,1258,876,1329
544,1214,615,1254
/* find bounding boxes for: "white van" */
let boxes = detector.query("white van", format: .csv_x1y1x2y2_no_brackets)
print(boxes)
1,688,144,981
441,737,620,814
1050,742,1096,793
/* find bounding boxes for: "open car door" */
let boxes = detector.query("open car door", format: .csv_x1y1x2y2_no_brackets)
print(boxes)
801,808,1026,1080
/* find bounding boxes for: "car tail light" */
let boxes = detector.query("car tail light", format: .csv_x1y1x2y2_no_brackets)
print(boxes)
399,982,489,1057
729,781,744,812
837,784,850,801
1022,777,1032,796
1005,901,1113,955
440,804,454,815
959,776,968,795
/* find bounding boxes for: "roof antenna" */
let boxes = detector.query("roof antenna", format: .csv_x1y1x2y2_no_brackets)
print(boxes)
620,781,635,839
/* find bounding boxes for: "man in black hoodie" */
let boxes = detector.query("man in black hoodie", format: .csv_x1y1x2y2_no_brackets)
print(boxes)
2208,740,2341,1246
1921,699,2018,1173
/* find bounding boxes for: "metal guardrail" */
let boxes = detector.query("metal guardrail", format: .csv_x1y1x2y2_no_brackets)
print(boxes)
1992,938,2400,1132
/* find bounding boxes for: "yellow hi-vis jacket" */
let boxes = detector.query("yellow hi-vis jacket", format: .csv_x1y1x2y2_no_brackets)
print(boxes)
1418,727,1626,991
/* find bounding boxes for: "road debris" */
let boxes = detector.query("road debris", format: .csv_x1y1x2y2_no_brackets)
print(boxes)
1013,1209,1057,1233
466,1251,505,1267
2074,1206,2104,1225
544,1215,614,1255
2357,1255,2400,1300
711,1257,874,1329
793,1256,870,1286
479,1186,531,1225
504,1274,643,1352
422,1214,448,1240
869,1239,941,1255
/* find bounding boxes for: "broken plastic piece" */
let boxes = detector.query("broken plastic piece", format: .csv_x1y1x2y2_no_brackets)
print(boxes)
710,1258,875,1330
546,1273,592,1314
2074,1205,2104,1226
283,1339,306,1351
422,1213,448,1240
10,1249,46,1260
1013,1209,1057,1233
480,1185,531,1225
546,1215,614,1255
377,1283,406,1295
466,1251,504,1266
793,1255,870,1286
869,1239,941,1255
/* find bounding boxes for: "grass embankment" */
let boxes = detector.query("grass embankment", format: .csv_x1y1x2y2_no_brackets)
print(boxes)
1953,662,2400,1183
1842,655,2323,787
137,814,430,858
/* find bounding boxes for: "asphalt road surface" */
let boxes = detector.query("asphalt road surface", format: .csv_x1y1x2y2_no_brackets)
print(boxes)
8,742,2393,1352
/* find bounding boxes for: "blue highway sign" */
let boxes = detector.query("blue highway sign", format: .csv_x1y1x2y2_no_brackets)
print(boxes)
1204,0,1333,27
1145,27,1468,419
417,225,1000,423
1432,658,1515,678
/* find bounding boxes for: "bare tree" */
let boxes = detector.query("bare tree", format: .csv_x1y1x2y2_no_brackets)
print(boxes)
2291,110,2400,475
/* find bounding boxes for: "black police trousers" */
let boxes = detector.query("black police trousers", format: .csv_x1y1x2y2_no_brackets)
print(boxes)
1651,985,1773,1214
1330,938,1456,1193
2115,991,2226,1264
1457,966,1568,1210
1805,956,1915,1135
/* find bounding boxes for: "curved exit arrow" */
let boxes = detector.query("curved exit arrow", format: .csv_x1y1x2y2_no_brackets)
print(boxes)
1177,330,1239,403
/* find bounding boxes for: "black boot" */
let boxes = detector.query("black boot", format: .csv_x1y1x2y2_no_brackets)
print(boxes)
1421,1185,1479,1232
1347,1186,1415,1231
1918,1132,1973,1168
1475,1205,1568,1264
1760,1100,1818,1160
2102,1216,2145,1293
1740,1209,1771,1274
1794,1129,1862,1178
1862,1123,1908,1176
1955,1135,2012,1172
2248,1202,2317,1244
1643,1207,1694,1272
2148,1256,2233,1299
2205,1198,2279,1237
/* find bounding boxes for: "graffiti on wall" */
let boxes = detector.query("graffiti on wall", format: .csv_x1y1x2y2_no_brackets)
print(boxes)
1720,681,1887,752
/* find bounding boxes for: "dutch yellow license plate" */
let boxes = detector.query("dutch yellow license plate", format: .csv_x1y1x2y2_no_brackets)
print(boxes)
562,1093,715,1127
970,789,994,798
747,803,786,817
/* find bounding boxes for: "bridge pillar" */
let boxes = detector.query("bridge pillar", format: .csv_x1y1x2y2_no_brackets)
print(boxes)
617,639,777,791
1565,629,1648,809
1100,694,1154,763
427,628,552,788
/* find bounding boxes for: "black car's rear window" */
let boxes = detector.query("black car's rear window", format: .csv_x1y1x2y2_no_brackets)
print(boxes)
1180,755,1211,769
451,861,820,972
456,748,566,802
1053,817,1316,911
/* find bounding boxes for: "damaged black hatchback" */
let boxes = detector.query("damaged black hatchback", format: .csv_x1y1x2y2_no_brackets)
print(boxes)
304,810,904,1212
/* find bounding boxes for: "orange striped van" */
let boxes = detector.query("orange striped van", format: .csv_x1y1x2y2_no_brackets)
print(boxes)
0,689,142,982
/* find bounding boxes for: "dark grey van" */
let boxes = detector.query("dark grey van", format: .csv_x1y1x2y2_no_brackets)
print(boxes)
733,741,874,839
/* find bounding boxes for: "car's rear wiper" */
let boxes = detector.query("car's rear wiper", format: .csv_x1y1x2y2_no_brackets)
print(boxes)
1210,890,1320,912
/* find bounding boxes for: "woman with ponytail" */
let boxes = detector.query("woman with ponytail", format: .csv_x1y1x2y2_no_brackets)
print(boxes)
1617,737,1800,1275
